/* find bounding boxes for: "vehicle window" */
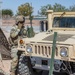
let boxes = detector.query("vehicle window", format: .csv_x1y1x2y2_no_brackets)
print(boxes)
53,17,75,28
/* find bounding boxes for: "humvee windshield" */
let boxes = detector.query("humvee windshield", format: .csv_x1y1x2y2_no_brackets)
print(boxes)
53,17,75,28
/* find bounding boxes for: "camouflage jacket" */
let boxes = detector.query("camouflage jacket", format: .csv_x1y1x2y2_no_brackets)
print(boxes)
9,25,27,46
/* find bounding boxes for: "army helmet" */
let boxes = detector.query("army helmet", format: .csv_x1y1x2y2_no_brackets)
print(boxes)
16,15,25,24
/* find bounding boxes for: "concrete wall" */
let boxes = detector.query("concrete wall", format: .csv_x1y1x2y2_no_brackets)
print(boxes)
2,17,47,26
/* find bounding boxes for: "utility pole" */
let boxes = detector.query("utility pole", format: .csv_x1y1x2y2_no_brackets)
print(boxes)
49,32,57,75
29,3,33,27
27,3,34,38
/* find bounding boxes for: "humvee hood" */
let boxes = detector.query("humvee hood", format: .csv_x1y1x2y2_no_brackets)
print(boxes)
25,31,75,44
43,33,75,44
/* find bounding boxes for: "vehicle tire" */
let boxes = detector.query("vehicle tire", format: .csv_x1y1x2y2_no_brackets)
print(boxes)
18,54,42,75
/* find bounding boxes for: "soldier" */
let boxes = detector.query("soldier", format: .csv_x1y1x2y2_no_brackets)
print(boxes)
9,15,27,46
10,15,26,75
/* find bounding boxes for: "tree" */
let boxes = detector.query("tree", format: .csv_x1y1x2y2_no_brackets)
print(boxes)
53,3,68,12
39,3,68,16
39,4,53,16
2,9,13,16
17,3,33,16
69,5,75,11
18,3,34,37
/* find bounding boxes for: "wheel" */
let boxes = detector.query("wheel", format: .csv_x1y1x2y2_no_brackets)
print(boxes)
18,54,42,75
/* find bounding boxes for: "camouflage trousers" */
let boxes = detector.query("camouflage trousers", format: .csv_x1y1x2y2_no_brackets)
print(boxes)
11,47,18,75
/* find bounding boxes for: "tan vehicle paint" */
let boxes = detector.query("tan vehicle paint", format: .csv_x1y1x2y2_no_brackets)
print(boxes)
17,10,75,75
17,10,75,62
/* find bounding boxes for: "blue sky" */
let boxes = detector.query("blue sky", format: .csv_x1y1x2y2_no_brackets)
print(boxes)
2,0,75,15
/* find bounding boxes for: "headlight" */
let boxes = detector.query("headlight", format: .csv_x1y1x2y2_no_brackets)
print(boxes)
60,47,68,57
26,45,32,53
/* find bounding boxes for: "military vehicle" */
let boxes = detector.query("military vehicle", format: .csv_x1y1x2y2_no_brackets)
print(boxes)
17,10,75,75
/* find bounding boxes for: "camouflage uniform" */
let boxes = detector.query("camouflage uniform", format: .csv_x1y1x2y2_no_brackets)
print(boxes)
10,16,27,75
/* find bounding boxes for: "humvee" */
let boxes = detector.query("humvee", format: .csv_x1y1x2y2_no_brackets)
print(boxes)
17,10,75,75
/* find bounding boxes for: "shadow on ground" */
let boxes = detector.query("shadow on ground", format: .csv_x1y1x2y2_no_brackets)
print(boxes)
42,71,68,75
